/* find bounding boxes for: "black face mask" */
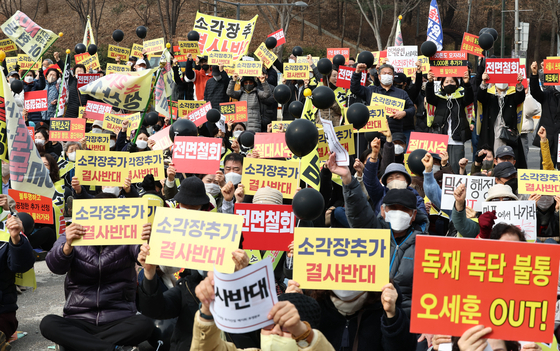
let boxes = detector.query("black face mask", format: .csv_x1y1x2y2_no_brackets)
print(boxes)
153,124,162,132
505,177,518,194
443,84,457,95
244,83,255,91
395,84,404,90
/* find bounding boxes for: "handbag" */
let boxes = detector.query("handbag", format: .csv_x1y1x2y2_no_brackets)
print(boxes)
499,126,518,146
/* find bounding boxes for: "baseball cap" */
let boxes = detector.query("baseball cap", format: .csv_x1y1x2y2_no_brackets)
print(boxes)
136,59,146,66
495,145,515,159
493,162,517,178
383,188,417,210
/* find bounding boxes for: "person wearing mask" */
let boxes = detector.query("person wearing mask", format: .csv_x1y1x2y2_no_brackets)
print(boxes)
391,132,407,164
327,151,425,318
134,59,148,71
55,51,89,118
71,176,139,199
120,128,150,152
184,54,212,101
35,129,63,158
42,68,60,122
351,63,415,134
425,71,474,174
227,74,271,132
470,144,495,174
316,67,343,127
494,145,516,166
258,70,278,131
6,71,24,114
42,58,53,72
23,69,46,123
204,64,230,109
171,58,194,101
59,141,82,190
200,173,223,211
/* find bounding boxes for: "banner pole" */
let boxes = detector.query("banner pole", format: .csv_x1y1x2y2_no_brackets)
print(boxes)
132,67,163,144
54,52,69,118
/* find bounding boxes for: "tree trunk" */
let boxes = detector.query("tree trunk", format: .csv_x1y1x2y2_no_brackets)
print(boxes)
157,0,168,43
551,21,557,56
534,19,542,62
341,1,346,47
317,1,322,36
337,1,341,28
356,13,363,54
300,10,304,41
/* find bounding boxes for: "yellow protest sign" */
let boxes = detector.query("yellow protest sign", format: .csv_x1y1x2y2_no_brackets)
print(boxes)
75,150,129,186
354,105,389,133
296,56,319,69
518,169,560,195
108,44,131,60
145,196,163,224
317,124,355,161
294,228,391,291
126,112,143,137
418,55,430,73
102,113,127,134
223,62,236,76
234,61,262,77
179,41,200,55
283,63,309,80
85,133,110,151
75,52,101,70
143,38,165,54
0,38,16,52
72,198,149,246
6,57,17,72
292,150,321,191
18,54,40,70
1,11,58,62
372,51,380,65
370,93,406,115
78,106,95,123
241,158,300,199
15,268,36,290
127,150,165,183
106,63,131,74
131,43,144,58
208,51,234,66
146,207,244,273
193,12,258,61
178,100,206,118
271,121,291,133
254,43,277,69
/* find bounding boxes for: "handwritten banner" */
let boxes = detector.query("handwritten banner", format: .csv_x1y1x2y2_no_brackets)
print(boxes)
9,189,53,224
480,201,536,242
441,174,496,211
220,101,247,123
387,45,418,71
235,203,295,250
172,136,222,174
253,133,290,159
461,33,484,57
242,158,299,199
49,118,86,141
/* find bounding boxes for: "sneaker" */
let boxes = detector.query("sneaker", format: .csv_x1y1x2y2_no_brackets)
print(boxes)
0,331,12,351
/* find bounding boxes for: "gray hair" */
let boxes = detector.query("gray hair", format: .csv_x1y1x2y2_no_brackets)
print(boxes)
377,64,395,74
64,141,82,153
44,58,53,65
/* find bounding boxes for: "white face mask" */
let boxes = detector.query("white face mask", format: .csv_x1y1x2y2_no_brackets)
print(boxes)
380,74,393,85
495,83,508,90
221,146,226,155
2,164,9,177
205,183,221,196
24,76,33,83
384,210,414,232
136,140,148,149
147,126,154,135
35,139,45,146
67,151,76,162
92,128,102,133
233,130,243,138
261,333,298,351
432,165,441,172
136,67,146,71
103,186,121,197
332,290,365,301
110,140,116,148
47,76,56,83
394,144,405,155
225,172,242,185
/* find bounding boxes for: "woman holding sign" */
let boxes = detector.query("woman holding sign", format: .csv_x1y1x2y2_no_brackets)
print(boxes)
227,74,271,133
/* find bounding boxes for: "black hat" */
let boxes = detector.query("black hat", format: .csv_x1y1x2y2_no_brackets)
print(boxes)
430,153,441,161
493,162,517,178
240,76,256,85
174,177,209,206
278,293,321,329
383,188,417,210
393,73,407,84
35,121,49,131
392,132,407,144
495,145,515,159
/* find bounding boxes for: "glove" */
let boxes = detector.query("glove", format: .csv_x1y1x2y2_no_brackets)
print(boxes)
128,143,139,153
478,210,496,239
474,151,486,164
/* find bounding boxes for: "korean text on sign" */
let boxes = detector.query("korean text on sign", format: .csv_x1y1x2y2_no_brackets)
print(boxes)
317,124,355,161
220,101,247,123
481,201,537,242
85,133,110,152
143,38,165,54
485,58,521,85
179,100,206,118
146,207,244,273
127,150,165,183
283,63,310,80
24,91,47,112
407,132,448,154
108,44,131,60
411,236,560,342
267,29,285,46
187,101,212,127
354,105,388,133
241,158,300,199
49,118,86,142
9,189,53,224
84,101,113,121
429,51,468,78
253,133,290,159
235,203,295,251
209,51,234,66
102,113,127,134
172,136,221,174
271,121,291,133
149,126,173,151
234,61,262,77
461,33,483,57
386,45,418,71
77,74,101,89
518,169,560,195
17,54,40,70
106,64,131,75
327,48,350,62
336,66,367,89
370,93,406,116
72,198,149,246
0,38,16,52
542,59,560,86
441,174,495,212
294,228,390,291
254,43,277,69
75,150,127,186
179,41,199,55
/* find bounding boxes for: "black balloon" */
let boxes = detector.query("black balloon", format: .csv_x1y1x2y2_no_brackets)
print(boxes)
18,212,34,236
206,109,221,123
285,118,318,157
74,43,86,54
136,26,148,39
144,111,159,126
346,103,370,130
408,148,428,176
478,27,490,36
273,84,292,105
187,31,200,42
288,100,304,119
292,46,303,56
332,54,346,66
311,85,335,109
265,37,277,50
292,188,325,221
478,33,494,50
316,58,333,75
87,44,97,56
421,41,437,57
357,51,374,68
239,131,255,148
112,29,124,42
10,79,23,94
169,119,197,141
486,28,499,41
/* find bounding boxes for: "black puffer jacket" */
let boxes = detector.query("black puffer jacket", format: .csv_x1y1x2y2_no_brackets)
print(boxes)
204,71,231,109
57,59,89,118
0,235,35,315
172,65,194,101
530,74,560,168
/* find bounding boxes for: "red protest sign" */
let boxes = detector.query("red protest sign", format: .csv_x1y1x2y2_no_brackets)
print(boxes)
327,48,350,62
429,51,468,77
84,101,113,121
186,101,212,127
219,101,247,123
24,90,48,112
411,236,560,342
174,55,189,62
253,133,291,158
9,189,53,224
336,66,367,89
77,74,101,89
172,136,221,174
149,126,173,151
235,203,295,251
542,59,560,86
520,65,528,89
49,118,86,142
485,58,521,85
267,29,286,47
407,132,448,154
460,33,484,57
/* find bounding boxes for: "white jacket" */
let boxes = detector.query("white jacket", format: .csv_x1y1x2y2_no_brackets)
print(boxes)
521,92,541,133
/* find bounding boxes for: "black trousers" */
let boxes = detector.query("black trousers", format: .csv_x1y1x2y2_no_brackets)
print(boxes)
40,314,154,351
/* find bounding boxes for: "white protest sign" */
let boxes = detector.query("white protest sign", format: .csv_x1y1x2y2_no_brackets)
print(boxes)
386,46,418,72
481,200,537,242
210,257,278,333
320,116,349,166
441,174,496,211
